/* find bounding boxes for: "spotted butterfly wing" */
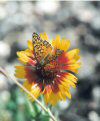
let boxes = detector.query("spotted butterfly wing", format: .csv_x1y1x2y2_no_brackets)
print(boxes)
32,32,52,63
32,32,63,65
44,49,63,64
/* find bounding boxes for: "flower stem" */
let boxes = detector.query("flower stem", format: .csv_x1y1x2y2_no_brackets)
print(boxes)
0,67,57,121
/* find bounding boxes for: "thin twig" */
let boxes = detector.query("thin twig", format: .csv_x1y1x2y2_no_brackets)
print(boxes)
0,67,57,121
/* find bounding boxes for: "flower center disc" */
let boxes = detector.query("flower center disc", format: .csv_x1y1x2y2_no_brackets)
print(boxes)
36,64,55,84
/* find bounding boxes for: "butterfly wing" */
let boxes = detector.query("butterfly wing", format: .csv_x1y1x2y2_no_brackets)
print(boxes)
32,32,52,63
44,49,63,64
32,32,63,65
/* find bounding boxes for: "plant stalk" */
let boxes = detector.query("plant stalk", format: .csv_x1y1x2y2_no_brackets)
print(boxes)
0,67,57,121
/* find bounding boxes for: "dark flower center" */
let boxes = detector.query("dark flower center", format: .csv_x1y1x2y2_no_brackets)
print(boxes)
36,64,55,84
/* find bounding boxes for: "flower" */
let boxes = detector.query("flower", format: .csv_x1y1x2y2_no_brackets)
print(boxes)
15,32,81,105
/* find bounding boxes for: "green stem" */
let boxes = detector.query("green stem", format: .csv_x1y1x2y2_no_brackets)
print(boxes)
0,67,57,121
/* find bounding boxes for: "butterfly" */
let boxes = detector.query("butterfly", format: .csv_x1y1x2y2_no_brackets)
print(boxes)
32,32,63,65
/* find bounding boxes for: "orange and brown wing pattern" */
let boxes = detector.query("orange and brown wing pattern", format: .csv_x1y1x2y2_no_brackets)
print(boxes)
44,49,63,65
32,32,52,63
32,32,63,65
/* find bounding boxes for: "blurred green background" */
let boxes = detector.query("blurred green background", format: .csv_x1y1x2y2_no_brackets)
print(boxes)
0,1,100,121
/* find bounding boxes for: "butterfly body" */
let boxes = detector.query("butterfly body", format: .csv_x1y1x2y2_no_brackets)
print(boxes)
32,32,63,65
